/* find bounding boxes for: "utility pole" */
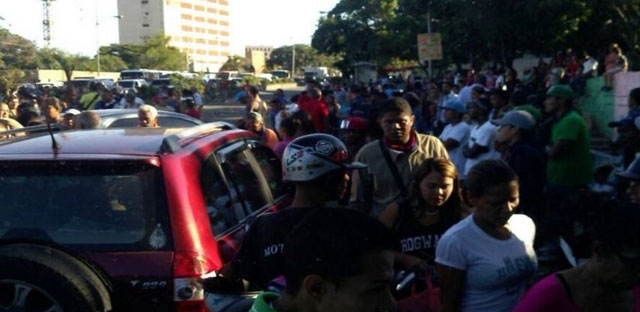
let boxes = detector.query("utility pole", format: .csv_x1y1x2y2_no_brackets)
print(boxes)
42,0,54,47
292,44,296,78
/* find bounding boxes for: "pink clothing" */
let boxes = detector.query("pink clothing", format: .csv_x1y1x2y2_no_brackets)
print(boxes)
273,137,293,159
605,52,620,72
514,274,640,312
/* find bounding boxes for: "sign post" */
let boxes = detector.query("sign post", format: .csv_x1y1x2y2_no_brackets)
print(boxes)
417,32,443,80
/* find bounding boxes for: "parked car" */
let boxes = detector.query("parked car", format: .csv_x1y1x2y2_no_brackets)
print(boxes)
0,122,290,311
151,78,173,89
94,109,203,128
116,79,149,92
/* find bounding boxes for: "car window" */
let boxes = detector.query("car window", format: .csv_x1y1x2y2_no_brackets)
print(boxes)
157,116,199,128
108,118,139,128
201,157,241,238
222,149,271,215
249,145,287,200
0,162,170,251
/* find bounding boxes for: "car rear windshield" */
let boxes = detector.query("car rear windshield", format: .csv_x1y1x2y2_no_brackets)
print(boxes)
0,161,172,251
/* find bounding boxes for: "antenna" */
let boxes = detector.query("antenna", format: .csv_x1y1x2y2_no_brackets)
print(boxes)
45,118,61,152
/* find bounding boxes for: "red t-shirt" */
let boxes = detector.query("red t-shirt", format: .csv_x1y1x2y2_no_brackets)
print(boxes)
186,108,201,120
299,98,329,132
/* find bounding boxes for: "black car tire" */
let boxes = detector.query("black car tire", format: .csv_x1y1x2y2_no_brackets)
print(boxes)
0,244,112,312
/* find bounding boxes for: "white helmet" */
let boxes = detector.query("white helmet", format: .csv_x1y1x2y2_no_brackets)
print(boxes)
282,134,366,182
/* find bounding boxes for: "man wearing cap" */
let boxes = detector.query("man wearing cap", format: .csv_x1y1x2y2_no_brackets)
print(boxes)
339,116,369,157
493,110,546,218
61,109,81,129
156,92,175,112
544,84,592,187
463,98,500,176
439,100,471,176
247,111,279,149
93,88,119,110
617,156,640,204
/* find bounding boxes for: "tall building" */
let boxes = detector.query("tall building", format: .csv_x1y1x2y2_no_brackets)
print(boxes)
245,46,273,60
117,0,231,72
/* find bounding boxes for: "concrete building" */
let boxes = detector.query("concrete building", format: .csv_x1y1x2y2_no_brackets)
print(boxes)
117,0,231,72
245,46,273,60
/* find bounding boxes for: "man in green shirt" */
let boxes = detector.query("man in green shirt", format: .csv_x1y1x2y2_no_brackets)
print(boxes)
544,85,593,186
249,209,397,312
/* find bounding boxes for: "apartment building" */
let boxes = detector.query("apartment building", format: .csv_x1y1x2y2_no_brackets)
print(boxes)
118,0,231,72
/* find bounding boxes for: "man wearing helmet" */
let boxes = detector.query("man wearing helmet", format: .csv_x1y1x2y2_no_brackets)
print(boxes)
222,133,366,290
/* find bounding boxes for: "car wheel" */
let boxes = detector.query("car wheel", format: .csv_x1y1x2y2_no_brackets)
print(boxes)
0,244,112,312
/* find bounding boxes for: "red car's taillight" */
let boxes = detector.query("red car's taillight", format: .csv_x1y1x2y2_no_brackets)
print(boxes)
173,252,217,312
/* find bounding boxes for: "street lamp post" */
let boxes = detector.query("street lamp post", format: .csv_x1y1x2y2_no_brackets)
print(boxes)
292,44,296,78
96,14,123,77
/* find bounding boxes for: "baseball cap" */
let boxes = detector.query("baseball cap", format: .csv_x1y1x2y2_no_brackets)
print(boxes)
340,116,368,131
546,85,575,100
492,110,536,130
439,100,466,113
617,156,640,181
62,109,81,116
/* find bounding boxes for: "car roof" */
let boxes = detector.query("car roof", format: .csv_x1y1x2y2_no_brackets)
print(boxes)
0,123,243,158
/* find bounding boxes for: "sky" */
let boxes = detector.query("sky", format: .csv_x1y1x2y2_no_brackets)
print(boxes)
0,0,339,56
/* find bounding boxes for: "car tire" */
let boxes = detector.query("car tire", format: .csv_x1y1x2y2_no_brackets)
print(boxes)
0,244,112,312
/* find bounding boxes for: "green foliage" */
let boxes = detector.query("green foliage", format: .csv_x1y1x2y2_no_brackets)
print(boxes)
220,55,253,72
0,27,38,69
168,74,205,94
312,0,635,71
98,54,128,72
37,48,63,70
99,43,145,69
140,35,188,70
267,44,341,75
0,68,25,97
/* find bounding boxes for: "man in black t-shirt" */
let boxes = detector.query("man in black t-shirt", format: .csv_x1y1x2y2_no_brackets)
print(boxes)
226,133,367,290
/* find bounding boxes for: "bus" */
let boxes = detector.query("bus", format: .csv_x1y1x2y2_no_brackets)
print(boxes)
218,71,239,81
119,69,163,81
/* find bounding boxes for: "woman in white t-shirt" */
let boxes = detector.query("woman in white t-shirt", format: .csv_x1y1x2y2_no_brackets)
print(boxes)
436,159,537,312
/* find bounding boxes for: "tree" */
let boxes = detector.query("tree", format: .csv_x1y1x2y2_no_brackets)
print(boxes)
0,68,25,97
37,48,63,70
97,54,128,72
312,0,594,72
51,52,93,81
140,35,188,70
0,27,39,69
99,43,145,69
219,55,253,72
267,44,341,74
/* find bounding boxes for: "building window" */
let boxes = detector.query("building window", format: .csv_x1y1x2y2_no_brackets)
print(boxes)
221,41,229,47
207,7,217,14
221,51,230,57
219,0,228,5
219,10,229,16
142,23,150,27
195,16,205,22
207,29,218,35
194,5,205,11
181,13,192,20
220,31,229,37
207,0,217,3
141,0,148,3
195,27,205,33
180,2,192,9
207,18,217,24
196,38,206,44
181,25,193,32
182,36,193,43
220,21,229,26
145,12,149,16
208,40,218,45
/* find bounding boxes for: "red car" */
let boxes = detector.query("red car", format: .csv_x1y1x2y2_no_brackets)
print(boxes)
0,123,289,311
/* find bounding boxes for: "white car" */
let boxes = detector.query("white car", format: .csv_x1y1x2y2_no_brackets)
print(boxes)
116,79,149,92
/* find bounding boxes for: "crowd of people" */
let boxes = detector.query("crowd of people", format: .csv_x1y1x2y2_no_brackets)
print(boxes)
218,59,640,311
0,81,206,135
1,54,639,311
